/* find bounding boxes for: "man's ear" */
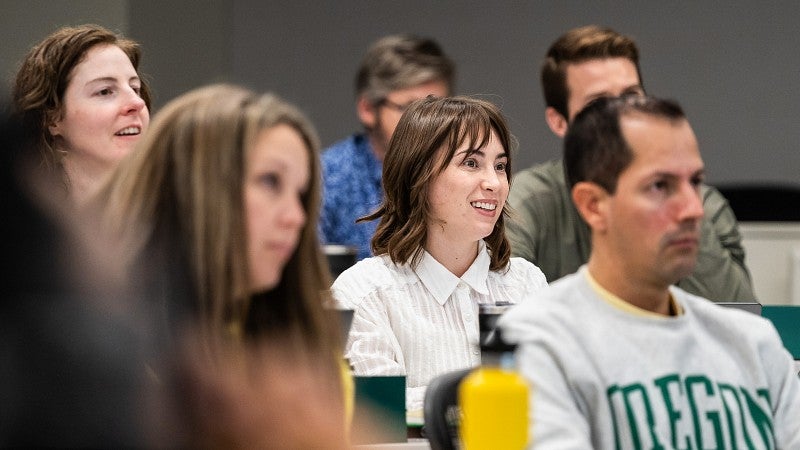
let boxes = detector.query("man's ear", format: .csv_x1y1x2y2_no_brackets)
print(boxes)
545,107,568,138
572,181,609,232
356,96,377,130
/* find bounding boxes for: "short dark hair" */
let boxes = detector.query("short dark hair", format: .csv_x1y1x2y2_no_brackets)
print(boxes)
541,25,641,119
564,94,686,194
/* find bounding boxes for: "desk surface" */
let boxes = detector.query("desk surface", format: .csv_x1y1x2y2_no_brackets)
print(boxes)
356,439,430,450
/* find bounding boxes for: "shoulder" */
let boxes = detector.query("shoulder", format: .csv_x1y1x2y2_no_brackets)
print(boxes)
499,272,584,326
321,135,362,167
497,257,548,288
699,183,731,211
511,160,566,193
676,289,781,343
497,272,595,350
322,134,360,155
321,135,364,190
330,255,414,307
508,159,568,209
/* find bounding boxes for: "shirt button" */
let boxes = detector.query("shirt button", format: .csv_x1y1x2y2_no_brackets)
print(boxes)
465,315,473,322
472,349,480,356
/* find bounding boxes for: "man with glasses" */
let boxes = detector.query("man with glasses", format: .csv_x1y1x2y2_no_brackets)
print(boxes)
321,35,455,261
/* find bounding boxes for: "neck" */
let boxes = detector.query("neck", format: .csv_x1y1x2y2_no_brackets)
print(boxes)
62,155,109,207
587,253,672,316
424,233,479,278
366,130,386,162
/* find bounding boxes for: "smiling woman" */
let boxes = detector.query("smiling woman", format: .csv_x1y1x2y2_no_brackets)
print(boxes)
330,96,548,412
12,24,151,206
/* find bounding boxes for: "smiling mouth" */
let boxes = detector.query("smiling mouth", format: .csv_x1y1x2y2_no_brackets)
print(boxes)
471,201,497,211
115,126,141,136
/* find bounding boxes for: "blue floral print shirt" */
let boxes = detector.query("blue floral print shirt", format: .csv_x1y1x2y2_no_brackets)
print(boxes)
320,133,382,261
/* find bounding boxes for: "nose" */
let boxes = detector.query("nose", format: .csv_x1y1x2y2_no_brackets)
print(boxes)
121,87,146,115
481,166,502,192
676,182,705,223
280,195,307,229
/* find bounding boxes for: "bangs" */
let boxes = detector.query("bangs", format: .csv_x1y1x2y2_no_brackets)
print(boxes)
436,104,496,173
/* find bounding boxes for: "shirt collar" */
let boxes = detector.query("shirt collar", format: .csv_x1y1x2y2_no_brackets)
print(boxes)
583,267,684,317
414,240,491,305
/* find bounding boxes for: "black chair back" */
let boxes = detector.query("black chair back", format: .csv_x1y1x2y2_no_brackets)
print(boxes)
423,368,473,450
716,183,800,221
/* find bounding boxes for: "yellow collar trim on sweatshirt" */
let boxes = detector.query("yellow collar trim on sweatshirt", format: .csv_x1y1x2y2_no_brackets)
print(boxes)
584,269,684,317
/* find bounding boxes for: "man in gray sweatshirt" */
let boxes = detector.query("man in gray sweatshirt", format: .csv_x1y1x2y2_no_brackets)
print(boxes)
500,95,800,449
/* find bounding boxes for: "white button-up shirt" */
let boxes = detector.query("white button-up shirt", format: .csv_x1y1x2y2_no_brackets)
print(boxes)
331,240,547,411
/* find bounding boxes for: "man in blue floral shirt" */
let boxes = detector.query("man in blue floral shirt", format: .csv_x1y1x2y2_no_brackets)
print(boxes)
320,34,455,261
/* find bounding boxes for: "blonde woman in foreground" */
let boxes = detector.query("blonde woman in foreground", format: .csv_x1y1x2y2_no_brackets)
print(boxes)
95,84,350,448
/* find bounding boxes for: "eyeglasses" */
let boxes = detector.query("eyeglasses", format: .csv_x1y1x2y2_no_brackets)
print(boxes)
378,98,415,113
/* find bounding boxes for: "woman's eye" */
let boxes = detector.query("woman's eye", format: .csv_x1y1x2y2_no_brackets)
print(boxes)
259,173,280,190
462,158,478,168
132,85,142,96
97,88,113,96
495,162,507,172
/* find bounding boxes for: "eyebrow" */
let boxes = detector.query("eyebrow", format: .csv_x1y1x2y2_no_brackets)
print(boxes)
649,168,706,180
85,76,141,85
586,84,643,101
456,148,509,159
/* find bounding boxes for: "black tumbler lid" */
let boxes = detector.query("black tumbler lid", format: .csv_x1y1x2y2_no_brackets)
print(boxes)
480,327,517,353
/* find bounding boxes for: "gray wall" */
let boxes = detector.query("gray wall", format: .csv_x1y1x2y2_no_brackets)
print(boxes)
3,1,799,185
1,0,128,94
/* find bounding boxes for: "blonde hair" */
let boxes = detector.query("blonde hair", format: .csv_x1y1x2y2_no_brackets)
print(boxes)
97,84,338,359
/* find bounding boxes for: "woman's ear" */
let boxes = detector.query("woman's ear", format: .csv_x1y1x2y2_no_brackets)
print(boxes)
48,115,62,138
545,107,568,138
356,96,377,130
572,181,609,233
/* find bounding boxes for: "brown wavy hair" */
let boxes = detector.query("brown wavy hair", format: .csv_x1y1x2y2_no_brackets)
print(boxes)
12,24,152,174
361,95,514,271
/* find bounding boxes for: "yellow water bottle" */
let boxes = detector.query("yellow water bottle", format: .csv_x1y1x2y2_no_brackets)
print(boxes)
458,309,529,450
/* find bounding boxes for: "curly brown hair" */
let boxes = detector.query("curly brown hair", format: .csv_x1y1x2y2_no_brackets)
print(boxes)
362,95,514,271
12,24,151,173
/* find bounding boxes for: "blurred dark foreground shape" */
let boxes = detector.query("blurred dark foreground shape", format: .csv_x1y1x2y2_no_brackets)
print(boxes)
0,108,152,447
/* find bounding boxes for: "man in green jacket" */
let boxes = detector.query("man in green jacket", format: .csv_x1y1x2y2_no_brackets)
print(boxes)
506,25,755,301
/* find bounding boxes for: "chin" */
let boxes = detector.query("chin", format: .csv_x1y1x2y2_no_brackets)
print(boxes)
668,263,697,284
251,272,281,293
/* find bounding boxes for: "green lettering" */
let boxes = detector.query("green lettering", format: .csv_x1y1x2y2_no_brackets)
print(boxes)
607,384,623,450
718,383,756,450
654,374,693,450
741,388,775,449
685,375,723,449
622,383,666,450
